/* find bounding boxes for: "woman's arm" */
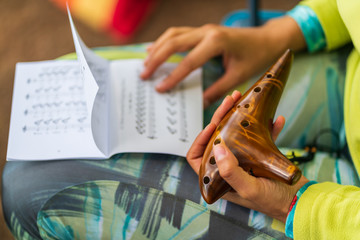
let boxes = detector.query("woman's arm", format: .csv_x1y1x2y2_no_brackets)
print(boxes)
141,16,306,108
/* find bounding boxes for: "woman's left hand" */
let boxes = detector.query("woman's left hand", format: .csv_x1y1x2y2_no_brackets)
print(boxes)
186,90,309,223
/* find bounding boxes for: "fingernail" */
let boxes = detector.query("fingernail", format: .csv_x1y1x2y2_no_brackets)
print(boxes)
204,123,212,130
214,145,227,160
140,70,147,79
146,44,153,52
232,90,240,98
155,81,165,91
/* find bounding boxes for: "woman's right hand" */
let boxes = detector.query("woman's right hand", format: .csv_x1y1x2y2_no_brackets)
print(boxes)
141,17,305,108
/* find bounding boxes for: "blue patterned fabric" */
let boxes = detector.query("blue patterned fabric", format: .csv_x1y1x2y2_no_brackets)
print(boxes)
2,44,358,239
287,6,326,53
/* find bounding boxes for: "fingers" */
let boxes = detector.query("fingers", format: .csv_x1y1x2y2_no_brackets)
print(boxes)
186,123,216,173
155,36,223,92
210,96,234,125
186,90,241,174
271,115,285,141
142,25,231,93
231,89,242,101
147,27,194,56
141,28,202,80
210,90,241,125
214,142,259,201
204,70,242,108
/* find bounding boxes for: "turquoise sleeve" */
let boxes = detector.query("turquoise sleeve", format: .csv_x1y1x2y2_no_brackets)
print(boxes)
285,181,318,238
286,6,326,53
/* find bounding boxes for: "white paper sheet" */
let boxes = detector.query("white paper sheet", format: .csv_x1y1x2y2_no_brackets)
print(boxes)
7,61,105,160
67,7,111,156
6,9,203,161
109,60,202,157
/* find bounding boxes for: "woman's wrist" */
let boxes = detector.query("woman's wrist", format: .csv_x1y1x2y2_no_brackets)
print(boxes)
261,16,307,55
285,180,318,238
277,176,310,223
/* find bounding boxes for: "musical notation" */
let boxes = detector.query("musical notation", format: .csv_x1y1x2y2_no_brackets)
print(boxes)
7,8,202,161
132,68,190,143
20,62,89,135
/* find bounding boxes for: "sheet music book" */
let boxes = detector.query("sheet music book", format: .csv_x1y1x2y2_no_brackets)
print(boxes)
6,9,202,161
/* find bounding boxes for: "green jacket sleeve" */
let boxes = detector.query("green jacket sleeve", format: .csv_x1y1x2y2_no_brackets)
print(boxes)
300,0,351,50
294,182,360,239
293,1,360,239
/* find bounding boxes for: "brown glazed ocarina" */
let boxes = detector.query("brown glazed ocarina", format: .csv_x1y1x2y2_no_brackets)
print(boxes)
199,49,302,204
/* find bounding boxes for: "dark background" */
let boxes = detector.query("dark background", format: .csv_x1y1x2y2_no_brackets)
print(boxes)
0,0,298,238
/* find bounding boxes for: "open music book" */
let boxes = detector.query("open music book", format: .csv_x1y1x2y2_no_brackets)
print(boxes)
7,9,202,161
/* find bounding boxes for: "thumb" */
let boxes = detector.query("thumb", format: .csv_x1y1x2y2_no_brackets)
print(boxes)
214,142,259,200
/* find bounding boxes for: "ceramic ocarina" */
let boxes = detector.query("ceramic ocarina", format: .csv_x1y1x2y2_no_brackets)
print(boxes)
199,49,302,204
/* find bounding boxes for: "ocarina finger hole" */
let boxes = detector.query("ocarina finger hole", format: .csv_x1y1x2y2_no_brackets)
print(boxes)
209,156,216,165
244,104,250,108
266,74,272,78
241,120,250,128
203,176,210,184
254,87,261,92
214,138,221,145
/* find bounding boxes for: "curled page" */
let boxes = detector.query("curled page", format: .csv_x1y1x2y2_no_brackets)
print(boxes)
67,7,110,156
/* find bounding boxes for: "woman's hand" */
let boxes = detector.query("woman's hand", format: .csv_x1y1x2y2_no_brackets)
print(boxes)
141,25,273,108
186,90,309,223
141,17,305,108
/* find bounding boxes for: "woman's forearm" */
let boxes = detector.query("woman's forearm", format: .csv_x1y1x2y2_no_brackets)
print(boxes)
261,16,307,54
